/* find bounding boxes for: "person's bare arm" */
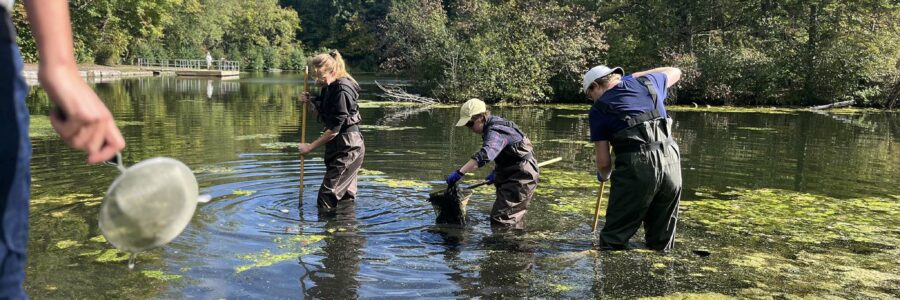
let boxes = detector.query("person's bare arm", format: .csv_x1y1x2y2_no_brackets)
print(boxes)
25,0,125,164
630,67,682,88
595,141,611,180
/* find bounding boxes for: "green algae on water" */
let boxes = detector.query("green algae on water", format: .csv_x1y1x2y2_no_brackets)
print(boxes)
95,249,131,263
667,105,798,114
233,189,256,196
359,168,386,176
194,165,235,174
235,234,325,273
55,240,80,249
31,194,101,205
360,125,425,131
371,177,431,190
141,270,182,281
235,133,279,141
681,188,900,245
89,235,107,243
260,142,299,150
357,101,424,108
638,292,734,300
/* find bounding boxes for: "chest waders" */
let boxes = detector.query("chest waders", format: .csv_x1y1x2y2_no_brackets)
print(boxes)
597,78,682,251
484,117,539,229
317,89,365,211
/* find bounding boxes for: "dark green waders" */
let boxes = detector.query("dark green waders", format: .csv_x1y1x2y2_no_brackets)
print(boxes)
317,130,365,209
485,117,539,230
599,119,681,250
598,77,682,251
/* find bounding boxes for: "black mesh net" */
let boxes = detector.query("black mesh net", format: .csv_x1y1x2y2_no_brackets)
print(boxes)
427,183,471,225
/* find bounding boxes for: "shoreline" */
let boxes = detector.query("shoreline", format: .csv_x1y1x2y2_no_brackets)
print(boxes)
22,63,169,86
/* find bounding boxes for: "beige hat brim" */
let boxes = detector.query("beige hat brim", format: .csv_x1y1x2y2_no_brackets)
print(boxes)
455,115,470,127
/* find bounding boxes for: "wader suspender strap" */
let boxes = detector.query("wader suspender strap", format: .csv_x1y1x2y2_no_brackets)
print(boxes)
628,77,662,127
596,77,663,127
485,117,534,162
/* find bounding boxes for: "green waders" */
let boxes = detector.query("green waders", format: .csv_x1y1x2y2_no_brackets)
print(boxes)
485,117,539,229
598,77,682,251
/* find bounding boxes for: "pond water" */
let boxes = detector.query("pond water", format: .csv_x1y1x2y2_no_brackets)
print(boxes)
24,73,899,298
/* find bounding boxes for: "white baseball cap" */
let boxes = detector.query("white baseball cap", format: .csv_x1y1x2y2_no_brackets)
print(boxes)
582,65,624,93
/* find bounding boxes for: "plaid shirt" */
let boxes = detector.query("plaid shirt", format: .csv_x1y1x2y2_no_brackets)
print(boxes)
472,116,524,167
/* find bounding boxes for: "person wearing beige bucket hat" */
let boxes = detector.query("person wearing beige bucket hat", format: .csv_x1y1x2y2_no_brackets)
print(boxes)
446,99,539,229
584,64,683,251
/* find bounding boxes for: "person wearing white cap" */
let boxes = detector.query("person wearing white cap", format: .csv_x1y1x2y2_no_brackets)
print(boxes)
446,99,539,229
584,64,683,251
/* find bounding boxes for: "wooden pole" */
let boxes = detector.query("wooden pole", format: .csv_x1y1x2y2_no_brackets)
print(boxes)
300,66,309,201
591,181,606,233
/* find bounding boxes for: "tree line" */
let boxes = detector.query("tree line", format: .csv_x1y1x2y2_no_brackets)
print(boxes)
12,0,900,107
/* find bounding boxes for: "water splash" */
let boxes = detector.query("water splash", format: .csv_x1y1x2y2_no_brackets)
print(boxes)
127,253,138,270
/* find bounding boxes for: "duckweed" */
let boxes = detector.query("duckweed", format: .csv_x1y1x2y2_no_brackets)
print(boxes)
357,101,423,108
194,166,235,174
235,133,279,141
235,247,318,273
233,189,256,196
638,292,734,300
55,240,80,249
95,249,131,262
667,105,797,114
550,284,573,293
141,270,182,281
30,194,102,205
370,177,431,190
260,142,299,150
360,125,425,131
359,168,386,176
681,188,899,245
236,234,325,273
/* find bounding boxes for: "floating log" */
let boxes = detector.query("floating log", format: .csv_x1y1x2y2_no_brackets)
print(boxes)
809,100,854,110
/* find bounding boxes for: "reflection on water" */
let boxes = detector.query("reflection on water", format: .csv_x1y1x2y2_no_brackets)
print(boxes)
24,73,899,298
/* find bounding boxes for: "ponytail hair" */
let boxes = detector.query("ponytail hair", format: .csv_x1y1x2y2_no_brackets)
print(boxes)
311,50,356,84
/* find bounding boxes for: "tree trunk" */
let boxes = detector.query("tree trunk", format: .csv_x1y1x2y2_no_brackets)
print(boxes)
803,4,820,106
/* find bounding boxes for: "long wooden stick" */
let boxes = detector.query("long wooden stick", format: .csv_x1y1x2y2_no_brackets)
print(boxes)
591,181,606,233
464,156,563,190
300,66,309,200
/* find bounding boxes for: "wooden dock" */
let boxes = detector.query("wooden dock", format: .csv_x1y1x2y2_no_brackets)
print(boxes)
175,70,240,78
137,58,241,78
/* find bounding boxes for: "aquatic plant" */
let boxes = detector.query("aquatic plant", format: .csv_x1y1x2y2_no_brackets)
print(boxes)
681,188,899,245
141,270,182,281
233,189,256,196
235,133,280,141
360,125,425,131
234,234,325,273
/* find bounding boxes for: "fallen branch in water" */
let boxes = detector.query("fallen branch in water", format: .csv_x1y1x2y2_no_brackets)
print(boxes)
375,81,438,104
809,100,854,110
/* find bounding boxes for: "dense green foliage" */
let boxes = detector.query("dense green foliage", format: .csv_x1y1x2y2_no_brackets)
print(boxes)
12,0,900,106
381,0,606,102
13,0,302,70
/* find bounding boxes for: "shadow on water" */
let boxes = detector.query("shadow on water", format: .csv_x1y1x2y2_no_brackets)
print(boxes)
23,74,900,298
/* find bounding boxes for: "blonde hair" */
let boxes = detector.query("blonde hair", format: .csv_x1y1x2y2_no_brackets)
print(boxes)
311,50,355,83
592,73,622,90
